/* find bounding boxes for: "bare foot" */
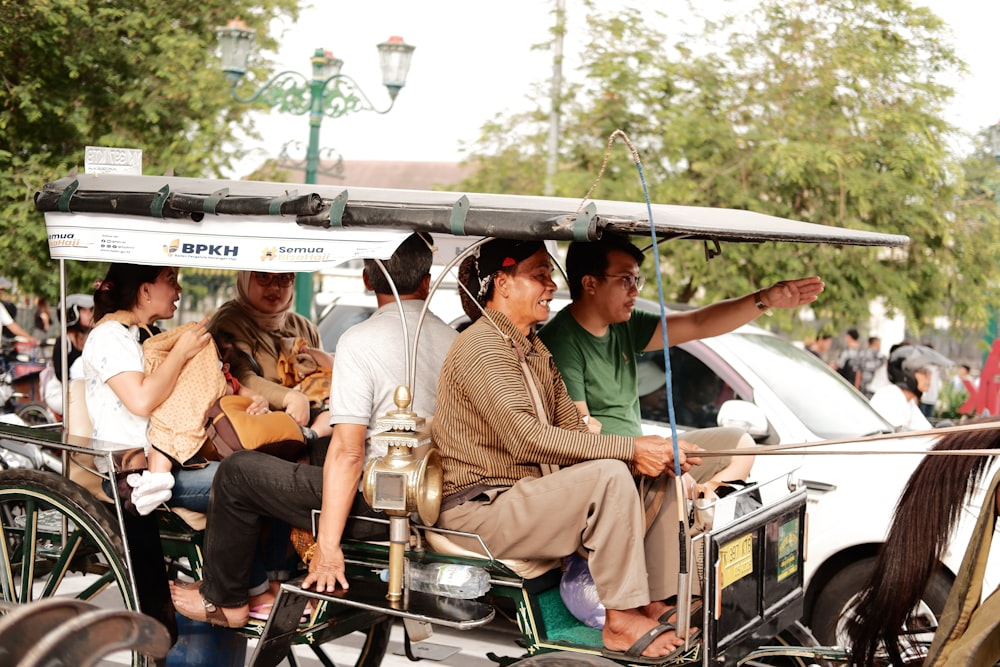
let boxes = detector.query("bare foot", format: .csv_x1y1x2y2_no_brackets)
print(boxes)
641,600,672,623
169,580,250,628
603,608,684,657
248,589,276,611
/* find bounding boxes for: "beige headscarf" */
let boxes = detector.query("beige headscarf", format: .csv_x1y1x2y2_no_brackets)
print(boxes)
233,271,294,332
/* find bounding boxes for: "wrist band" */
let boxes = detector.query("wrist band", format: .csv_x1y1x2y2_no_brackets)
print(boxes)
754,291,773,316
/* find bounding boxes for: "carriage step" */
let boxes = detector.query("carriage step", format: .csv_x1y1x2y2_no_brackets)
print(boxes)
248,575,495,667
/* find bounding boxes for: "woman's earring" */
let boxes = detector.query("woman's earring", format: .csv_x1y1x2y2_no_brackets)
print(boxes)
147,297,151,304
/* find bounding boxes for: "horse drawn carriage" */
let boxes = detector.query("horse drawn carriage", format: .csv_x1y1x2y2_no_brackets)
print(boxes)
0,171,918,666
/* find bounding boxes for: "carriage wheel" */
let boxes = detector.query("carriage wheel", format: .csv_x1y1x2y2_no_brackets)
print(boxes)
301,615,393,667
15,402,55,426
0,468,145,665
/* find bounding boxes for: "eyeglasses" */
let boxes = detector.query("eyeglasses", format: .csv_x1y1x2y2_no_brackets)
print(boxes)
603,274,645,291
252,273,294,288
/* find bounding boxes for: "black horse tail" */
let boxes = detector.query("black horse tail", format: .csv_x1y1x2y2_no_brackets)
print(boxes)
844,420,1000,666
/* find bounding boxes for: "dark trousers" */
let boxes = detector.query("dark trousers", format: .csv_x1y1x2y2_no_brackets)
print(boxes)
200,450,384,607
200,451,322,607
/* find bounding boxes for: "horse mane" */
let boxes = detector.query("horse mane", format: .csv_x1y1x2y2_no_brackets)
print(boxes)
845,419,1000,666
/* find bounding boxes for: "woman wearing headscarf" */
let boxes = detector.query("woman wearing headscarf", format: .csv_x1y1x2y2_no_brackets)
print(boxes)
432,238,704,661
208,271,332,437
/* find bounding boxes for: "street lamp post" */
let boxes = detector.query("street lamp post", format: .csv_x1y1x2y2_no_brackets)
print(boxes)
982,121,1000,346
216,19,415,315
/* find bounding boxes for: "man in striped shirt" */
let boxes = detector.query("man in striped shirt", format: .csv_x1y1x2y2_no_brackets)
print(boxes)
434,238,706,661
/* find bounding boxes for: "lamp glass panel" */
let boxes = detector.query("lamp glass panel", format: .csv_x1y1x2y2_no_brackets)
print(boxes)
377,41,415,87
373,471,407,511
218,27,254,73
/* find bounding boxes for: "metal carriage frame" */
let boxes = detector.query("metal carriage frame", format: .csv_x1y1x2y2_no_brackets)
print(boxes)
0,173,908,666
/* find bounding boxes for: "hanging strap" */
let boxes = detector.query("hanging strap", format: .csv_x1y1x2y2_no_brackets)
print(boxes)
512,342,558,476
513,341,663,532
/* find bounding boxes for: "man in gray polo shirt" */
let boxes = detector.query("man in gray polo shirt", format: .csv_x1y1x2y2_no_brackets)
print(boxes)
329,233,458,464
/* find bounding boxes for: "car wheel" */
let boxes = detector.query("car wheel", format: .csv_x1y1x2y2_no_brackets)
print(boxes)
809,556,951,648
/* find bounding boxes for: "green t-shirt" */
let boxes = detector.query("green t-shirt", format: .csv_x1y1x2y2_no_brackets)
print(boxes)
539,307,660,436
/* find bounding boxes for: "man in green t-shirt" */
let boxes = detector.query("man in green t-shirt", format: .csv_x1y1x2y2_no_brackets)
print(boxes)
538,233,824,481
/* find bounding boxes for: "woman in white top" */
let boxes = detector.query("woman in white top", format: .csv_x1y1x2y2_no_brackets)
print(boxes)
82,263,213,512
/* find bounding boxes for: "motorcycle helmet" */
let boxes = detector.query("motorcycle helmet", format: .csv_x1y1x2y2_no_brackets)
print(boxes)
886,344,952,398
62,293,94,330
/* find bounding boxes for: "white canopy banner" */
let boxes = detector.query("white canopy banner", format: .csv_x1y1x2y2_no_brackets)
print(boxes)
44,211,410,272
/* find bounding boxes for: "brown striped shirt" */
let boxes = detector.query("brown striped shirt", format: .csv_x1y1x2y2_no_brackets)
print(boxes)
433,309,635,498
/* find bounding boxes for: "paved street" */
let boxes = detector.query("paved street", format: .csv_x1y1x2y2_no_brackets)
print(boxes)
59,572,523,667
96,615,522,666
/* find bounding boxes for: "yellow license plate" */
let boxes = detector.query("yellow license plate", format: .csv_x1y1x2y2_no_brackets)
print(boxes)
720,533,754,588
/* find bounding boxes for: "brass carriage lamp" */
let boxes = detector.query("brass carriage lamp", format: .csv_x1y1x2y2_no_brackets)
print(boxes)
363,385,442,602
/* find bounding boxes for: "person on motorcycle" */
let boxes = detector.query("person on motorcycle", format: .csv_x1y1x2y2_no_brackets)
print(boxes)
0,282,37,349
869,343,952,431
41,293,94,417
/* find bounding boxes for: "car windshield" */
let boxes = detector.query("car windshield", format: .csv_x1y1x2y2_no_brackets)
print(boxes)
725,332,892,439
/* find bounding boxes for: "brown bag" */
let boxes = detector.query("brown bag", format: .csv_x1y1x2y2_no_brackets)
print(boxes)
204,395,307,461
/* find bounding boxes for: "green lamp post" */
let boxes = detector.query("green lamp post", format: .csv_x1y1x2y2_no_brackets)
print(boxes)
984,120,1000,351
216,19,415,316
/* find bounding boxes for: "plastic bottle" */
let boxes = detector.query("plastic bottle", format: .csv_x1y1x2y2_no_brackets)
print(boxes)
380,562,491,599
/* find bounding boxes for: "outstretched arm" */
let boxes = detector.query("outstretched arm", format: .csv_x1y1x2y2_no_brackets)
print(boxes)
645,276,824,351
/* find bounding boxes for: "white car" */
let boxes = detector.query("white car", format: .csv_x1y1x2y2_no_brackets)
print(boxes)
319,291,981,646
627,298,985,646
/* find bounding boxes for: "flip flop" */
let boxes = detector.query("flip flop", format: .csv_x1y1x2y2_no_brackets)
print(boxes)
170,581,249,628
248,602,314,624
658,595,704,624
600,622,695,664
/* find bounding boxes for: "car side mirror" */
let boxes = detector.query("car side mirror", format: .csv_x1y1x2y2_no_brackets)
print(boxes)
717,399,769,439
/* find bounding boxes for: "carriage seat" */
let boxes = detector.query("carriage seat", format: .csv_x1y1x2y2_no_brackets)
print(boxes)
422,529,560,580
66,379,206,531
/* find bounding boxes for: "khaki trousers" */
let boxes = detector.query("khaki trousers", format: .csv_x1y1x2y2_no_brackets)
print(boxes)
437,427,742,610
440,459,679,609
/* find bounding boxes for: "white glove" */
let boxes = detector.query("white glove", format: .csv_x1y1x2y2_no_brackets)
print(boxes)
126,471,174,516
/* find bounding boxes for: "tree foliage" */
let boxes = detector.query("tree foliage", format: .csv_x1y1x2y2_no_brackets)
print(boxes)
0,0,298,299
459,0,998,338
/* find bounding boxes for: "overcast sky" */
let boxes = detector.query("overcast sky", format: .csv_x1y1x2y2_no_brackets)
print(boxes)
224,0,1000,178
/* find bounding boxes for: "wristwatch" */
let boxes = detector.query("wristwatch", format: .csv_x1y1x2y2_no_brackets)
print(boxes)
754,291,773,316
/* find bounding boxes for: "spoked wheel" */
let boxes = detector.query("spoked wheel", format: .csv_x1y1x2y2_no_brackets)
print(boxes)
15,402,55,426
0,468,145,665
